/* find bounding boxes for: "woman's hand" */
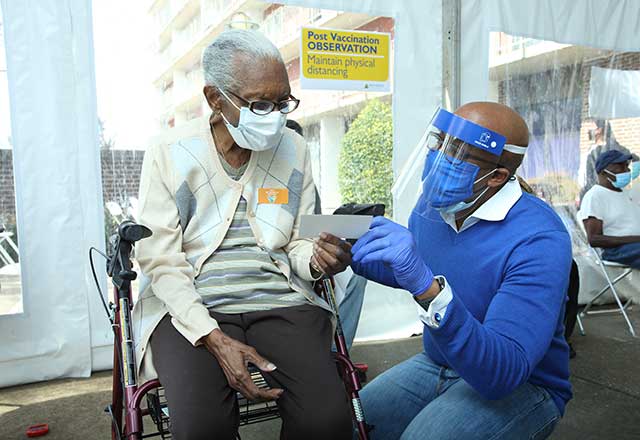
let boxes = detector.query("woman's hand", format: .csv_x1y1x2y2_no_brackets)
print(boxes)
311,233,352,277
203,329,283,401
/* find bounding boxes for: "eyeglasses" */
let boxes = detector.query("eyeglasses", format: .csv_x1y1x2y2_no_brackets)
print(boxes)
224,89,300,116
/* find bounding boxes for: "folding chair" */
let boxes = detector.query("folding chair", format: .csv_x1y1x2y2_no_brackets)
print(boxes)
575,218,636,337
0,224,19,267
91,220,370,440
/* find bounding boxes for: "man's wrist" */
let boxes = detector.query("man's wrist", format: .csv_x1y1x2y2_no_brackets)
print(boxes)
400,258,435,296
415,277,443,300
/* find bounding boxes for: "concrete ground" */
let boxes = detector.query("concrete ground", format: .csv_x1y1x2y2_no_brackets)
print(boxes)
1,307,639,440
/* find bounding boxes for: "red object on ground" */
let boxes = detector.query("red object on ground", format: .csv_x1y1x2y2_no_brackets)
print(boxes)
354,362,369,373
26,424,49,437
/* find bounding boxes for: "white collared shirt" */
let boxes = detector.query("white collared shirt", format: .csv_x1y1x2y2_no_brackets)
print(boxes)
416,178,523,327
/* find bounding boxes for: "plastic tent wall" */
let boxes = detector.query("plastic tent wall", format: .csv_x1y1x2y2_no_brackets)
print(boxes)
461,0,640,102
276,0,443,342
277,0,443,223
460,0,640,304
0,0,110,387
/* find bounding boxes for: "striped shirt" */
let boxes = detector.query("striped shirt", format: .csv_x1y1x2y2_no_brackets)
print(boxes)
194,155,309,313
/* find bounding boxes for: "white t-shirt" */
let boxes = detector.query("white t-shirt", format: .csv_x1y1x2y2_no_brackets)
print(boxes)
578,184,640,237
628,183,640,206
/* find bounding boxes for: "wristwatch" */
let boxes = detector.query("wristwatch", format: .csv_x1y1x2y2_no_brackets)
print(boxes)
413,277,445,311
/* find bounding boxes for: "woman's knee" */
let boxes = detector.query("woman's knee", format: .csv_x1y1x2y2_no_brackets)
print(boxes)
284,398,353,440
170,410,238,440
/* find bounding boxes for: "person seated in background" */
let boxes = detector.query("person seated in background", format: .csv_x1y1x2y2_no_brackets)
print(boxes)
351,102,571,439
579,150,640,269
579,119,631,200
133,29,353,440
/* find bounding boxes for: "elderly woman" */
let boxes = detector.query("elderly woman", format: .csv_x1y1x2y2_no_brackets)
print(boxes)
132,30,353,440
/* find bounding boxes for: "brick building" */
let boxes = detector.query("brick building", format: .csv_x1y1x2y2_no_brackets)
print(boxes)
0,149,145,227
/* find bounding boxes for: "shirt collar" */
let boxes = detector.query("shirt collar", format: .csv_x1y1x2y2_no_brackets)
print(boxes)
441,178,523,232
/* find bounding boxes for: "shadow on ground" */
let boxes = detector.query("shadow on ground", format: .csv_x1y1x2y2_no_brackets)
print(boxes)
1,308,639,439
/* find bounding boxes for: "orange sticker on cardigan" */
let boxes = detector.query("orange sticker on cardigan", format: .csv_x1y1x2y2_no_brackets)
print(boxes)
258,188,289,204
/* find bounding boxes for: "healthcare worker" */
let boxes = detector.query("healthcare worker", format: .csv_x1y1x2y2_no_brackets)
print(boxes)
351,102,572,439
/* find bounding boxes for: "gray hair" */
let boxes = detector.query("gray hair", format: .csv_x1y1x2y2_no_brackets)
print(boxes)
202,29,283,91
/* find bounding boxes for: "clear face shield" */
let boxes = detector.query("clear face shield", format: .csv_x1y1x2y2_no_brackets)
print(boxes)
414,108,527,219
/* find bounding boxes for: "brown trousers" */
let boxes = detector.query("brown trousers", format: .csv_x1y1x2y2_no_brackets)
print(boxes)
150,304,353,440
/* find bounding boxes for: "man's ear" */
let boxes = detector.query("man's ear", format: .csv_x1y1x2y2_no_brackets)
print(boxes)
487,168,511,188
203,85,221,112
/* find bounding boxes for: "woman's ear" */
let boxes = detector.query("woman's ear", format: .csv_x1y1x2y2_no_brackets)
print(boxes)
487,168,511,188
203,85,221,112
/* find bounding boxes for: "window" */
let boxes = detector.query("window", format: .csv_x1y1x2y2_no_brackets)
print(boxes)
309,8,323,23
185,61,201,82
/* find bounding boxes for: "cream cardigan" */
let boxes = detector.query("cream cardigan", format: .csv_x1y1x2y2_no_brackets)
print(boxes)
132,121,330,382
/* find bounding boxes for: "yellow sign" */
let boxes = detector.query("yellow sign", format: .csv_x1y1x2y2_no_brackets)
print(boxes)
258,188,289,205
301,27,391,92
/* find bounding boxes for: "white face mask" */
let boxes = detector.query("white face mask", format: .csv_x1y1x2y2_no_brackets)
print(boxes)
218,89,286,151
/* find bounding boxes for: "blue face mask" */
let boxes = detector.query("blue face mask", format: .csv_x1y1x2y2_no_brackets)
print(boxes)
632,162,640,180
605,170,632,189
438,186,493,215
422,151,495,213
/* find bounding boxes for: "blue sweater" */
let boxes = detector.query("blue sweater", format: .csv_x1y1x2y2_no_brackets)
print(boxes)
354,193,573,414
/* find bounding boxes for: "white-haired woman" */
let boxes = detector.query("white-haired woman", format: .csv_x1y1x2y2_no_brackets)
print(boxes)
133,30,353,439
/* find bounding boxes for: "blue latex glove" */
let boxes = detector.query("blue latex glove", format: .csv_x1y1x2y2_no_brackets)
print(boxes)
352,217,434,296
350,258,401,289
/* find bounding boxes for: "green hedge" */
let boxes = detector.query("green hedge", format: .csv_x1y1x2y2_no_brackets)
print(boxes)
338,99,393,215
